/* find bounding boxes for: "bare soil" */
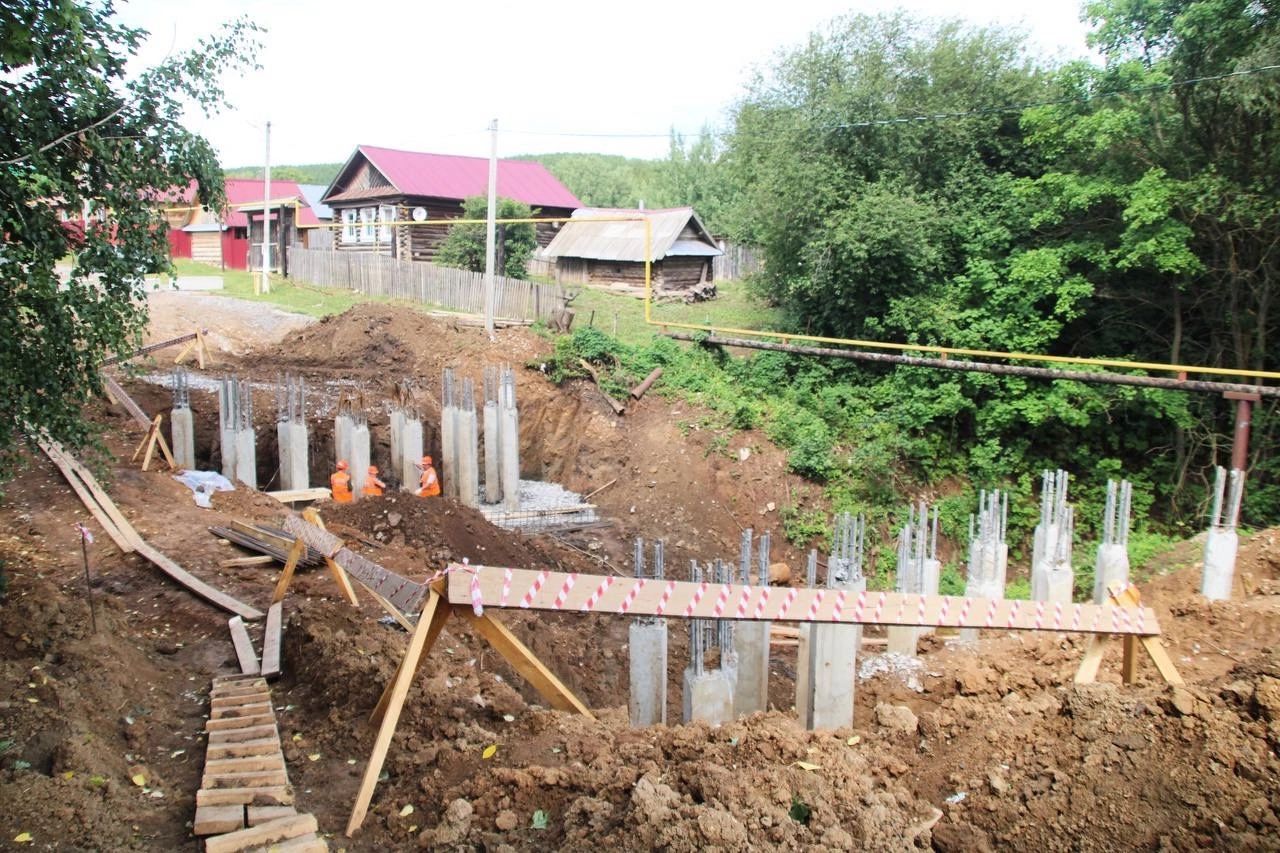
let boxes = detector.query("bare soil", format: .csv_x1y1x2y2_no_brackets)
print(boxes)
1,301,1278,851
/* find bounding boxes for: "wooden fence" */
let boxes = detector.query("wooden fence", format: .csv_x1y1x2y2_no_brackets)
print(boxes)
713,240,763,281
288,246,567,321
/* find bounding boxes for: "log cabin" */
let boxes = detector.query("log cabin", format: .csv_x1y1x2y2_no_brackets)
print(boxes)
541,207,723,294
320,145,581,262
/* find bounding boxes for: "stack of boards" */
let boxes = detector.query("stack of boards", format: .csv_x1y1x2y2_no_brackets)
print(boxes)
193,675,328,852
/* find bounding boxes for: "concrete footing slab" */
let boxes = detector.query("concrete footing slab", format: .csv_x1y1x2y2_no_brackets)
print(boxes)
682,668,734,726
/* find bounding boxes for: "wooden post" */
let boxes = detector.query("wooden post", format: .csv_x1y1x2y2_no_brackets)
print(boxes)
271,539,306,604
346,590,442,836
458,607,594,718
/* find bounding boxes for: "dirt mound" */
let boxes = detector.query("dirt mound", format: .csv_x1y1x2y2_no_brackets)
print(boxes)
281,596,942,851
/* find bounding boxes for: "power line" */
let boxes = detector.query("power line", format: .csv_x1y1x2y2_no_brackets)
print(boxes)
498,63,1280,142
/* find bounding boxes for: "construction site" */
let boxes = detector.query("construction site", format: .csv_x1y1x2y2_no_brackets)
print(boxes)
0,293,1277,852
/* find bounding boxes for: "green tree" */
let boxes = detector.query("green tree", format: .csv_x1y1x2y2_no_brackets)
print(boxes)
0,0,260,464
649,127,736,233
435,196,537,278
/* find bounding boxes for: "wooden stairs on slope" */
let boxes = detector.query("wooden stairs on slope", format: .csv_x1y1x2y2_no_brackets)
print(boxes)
193,676,327,852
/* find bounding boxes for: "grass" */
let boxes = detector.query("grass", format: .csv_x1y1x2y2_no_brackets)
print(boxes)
565,279,785,346
162,259,368,318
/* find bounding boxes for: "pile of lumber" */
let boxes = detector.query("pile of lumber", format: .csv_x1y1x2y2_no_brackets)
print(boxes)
211,521,324,569
194,676,327,851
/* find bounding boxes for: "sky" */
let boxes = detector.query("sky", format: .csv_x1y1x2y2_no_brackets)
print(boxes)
114,0,1094,168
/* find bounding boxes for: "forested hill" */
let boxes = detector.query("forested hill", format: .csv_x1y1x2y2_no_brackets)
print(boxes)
224,163,343,184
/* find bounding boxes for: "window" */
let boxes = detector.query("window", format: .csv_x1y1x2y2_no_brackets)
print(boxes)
342,209,358,242
359,207,376,243
378,205,396,243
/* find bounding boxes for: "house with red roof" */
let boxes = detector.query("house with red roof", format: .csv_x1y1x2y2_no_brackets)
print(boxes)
168,178,323,272
320,145,581,262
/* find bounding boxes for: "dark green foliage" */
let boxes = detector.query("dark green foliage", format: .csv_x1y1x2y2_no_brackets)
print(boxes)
224,163,342,185
435,196,537,279
0,0,260,465
788,795,812,825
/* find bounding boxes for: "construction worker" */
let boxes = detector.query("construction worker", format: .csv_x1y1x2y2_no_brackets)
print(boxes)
363,465,385,497
417,455,440,498
330,460,353,504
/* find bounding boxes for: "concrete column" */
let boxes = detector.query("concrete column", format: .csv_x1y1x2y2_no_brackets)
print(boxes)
500,395,520,511
441,402,457,500
233,427,256,489
483,399,501,504
218,379,237,479
170,406,195,471
277,421,308,492
458,404,479,508
1202,467,1244,600
961,491,1008,646
804,576,864,730
400,417,423,492
733,530,771,717
349,422,370,497
334,414,353,471
629,620,667,726
389,409,404,489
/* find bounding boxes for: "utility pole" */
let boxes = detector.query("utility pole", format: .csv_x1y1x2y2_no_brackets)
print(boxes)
260,120,272,295
484,118,498,339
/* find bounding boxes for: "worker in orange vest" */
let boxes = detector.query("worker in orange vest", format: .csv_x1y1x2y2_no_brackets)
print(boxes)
363,465,386,497
330,460,353,504
417,455,440,498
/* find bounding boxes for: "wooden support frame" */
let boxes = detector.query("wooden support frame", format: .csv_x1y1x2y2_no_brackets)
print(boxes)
346,584,593,837
130,414,177,471
1073,584,1184,685
174,328,211,369
301,509,360,607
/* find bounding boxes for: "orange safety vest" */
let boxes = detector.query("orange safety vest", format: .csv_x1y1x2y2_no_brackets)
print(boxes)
418,466,440,498
363,476,385,497
330,470,353,503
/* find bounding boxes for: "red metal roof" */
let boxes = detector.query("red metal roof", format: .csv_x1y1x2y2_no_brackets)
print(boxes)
223,179,321,228
350,145,581,209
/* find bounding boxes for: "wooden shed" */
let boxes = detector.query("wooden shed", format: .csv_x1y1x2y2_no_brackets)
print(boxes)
320,145,581,262
541,207,723,294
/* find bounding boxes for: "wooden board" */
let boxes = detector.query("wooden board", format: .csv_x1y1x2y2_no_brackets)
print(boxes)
205,756,286,775
448,564,1163,636
134,541,264,621
207,714,276,732
228,617,261,676
261,602,283,678
246,806,298,826
102,374,152,429
211,693,270,710
459,607,594,718
221,556,276,568
203,770,290,789
283,514,424,613
206,738,280,760
208,724,278,745
194,804,245,836
37,440,135,553
266,488,332,503
211,701,273,719
196,786,293,807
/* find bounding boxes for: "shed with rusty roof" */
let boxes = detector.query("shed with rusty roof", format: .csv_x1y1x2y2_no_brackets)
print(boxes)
541,207,722,294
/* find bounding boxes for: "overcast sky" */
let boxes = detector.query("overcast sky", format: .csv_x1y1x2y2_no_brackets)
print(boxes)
114,0,1094,168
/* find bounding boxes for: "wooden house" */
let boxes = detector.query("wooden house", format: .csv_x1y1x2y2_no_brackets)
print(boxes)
541,207,723,294
320,145,581,262
167,179,322,271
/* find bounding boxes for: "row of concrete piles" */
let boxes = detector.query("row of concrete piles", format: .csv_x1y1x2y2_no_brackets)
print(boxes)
440,366,520,509
630,515,874,731
388,381,426,493
216,375,257,489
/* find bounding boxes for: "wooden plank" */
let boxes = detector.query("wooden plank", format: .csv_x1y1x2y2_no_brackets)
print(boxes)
228,617,261,676
102,374,152,429
205,756,286,775
221,555,276,568
37,440,135,553
261,602,283,678
193,804,245,836
133,541,265,621
206,738,280,760
211,679,268,697
203,770,290,788
207,724,278,745
272,540,306,604
449,564,1163,636
266,488,332,503
325,557,361,608
195,786,294,808
206,714,276,732
211,691,271,701
1139,636,1185,685
460,607,594,719
232,521,296,555
346,590,441,836
369,598,453,726
1074,636,1108,684
1121,635,1140,684
248,833,327,852
211,701,273,719
246,806,297,826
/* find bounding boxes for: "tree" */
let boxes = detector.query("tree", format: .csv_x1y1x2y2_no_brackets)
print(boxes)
0,0,260,464
435,196,537,279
